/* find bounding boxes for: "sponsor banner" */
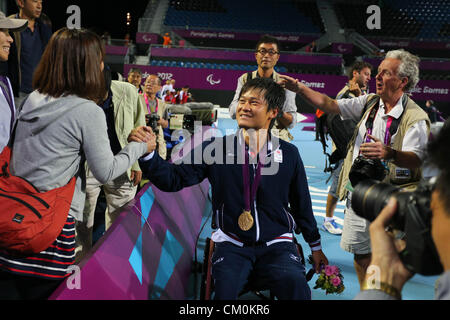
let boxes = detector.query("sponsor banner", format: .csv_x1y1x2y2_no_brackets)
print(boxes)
364,57,450,71
124,64,348,95
105,45,128,56
125,64,450,101
367,79,450,102
332,43,354,55
368,38,450,51
136,32,160,44
150,47,342,66
173,29,319,44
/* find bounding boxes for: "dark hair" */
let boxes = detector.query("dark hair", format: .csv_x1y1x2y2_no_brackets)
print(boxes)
239,78,285,128
427,119,450,212
255,34,281,52
129,68,143,76
147,74,162,85
33,28,105,104
348,61,373,80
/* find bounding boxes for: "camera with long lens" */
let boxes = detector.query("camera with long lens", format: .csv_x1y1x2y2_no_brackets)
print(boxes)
351,178,443,276
145,114,160,134
348,156,388,187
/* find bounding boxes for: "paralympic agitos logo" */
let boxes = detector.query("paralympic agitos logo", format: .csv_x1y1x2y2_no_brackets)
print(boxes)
207,74,221,86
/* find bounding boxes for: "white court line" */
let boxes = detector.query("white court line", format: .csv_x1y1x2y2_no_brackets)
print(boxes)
309,192,328,197
309,186,330,193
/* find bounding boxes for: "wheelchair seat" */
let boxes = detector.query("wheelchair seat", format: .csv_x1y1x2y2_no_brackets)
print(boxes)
200,235,313,300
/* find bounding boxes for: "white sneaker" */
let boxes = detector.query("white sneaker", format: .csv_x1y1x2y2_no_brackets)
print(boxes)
322,219,343,235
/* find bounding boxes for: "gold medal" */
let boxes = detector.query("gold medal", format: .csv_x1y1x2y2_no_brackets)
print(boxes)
238,210,254,231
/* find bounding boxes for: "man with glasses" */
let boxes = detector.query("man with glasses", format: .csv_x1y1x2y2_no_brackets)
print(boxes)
229,35,297,142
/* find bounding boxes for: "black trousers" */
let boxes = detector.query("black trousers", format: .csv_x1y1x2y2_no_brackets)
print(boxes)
0,270,63,300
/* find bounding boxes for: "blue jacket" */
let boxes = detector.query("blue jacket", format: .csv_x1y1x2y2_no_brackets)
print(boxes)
139,131,321,246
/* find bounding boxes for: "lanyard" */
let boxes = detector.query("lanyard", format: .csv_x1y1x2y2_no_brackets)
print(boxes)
0,76,14,131
144,94,158,114
242,143,266,212
364,102,395,146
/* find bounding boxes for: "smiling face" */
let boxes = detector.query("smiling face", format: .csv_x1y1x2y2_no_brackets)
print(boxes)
237,88,278,131
375,58,407,100
0,29,13,62
255,42,280,72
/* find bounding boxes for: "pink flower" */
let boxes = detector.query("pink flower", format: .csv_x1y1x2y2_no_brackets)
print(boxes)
325,265,339,277
331,276,341,287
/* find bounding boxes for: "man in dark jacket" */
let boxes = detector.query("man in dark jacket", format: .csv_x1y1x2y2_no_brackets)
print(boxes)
130,78,328,300
7,0,52,102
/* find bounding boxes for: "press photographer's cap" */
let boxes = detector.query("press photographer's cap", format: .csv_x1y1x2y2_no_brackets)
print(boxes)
0,11,28,32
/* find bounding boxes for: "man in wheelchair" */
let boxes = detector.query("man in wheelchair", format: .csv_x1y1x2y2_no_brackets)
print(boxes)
131,78,328,300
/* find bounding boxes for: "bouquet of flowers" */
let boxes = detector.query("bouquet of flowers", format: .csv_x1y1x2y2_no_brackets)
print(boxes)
308,255,345,295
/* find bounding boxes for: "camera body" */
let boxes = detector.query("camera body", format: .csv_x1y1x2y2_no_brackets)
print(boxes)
145,114,160,134
352,178,443,276
349,156,387,187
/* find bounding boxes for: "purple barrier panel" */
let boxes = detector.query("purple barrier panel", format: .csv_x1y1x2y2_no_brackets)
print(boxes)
301,114,317,123
50,181,210,300
124,64,348,96
173,29,319,44
150,47,342,65
136,33,160,45
105,45,128,56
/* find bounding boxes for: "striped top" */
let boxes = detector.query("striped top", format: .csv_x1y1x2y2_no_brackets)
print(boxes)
0,215,75,280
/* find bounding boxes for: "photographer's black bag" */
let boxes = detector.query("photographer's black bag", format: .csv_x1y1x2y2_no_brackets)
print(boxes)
326,115,357,164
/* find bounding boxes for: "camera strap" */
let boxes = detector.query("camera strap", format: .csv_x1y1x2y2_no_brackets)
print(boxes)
363,95,406,146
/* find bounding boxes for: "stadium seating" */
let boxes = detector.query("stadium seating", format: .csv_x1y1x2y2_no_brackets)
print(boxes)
335,0,449,41
164,0,324,34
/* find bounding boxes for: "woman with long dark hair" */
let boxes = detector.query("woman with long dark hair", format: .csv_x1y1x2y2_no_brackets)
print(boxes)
0,28,155,300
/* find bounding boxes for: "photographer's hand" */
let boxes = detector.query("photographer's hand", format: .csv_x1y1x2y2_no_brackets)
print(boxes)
360,135,389,160
157,118,169,129
365,198,413,293
348,78,362,97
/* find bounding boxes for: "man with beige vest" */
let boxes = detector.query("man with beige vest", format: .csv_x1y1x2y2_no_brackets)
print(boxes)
278,49,430,289
229,35,297,142
76,68,146,262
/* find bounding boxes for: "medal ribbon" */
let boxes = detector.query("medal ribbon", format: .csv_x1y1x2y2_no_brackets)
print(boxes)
242,142,266,212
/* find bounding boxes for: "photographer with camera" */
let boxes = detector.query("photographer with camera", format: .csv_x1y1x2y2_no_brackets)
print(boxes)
355,120,450,300
141,74,169,160
279,49,430,288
